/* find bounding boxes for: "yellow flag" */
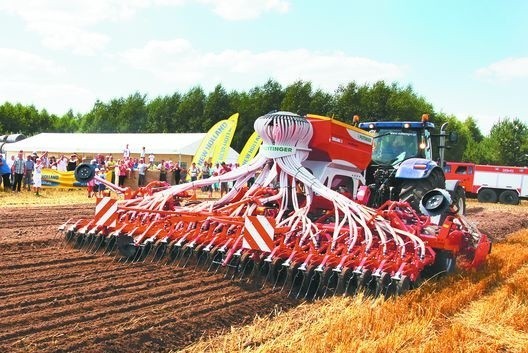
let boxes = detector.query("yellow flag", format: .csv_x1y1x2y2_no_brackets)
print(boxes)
237,131,262,165
191,113,238,168
210,113,238,164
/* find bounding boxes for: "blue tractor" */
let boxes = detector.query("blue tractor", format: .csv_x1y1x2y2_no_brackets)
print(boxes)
358,115,466,217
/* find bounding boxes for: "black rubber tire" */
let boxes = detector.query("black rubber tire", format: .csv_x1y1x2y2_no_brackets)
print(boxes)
453,186,466,215
424,250,456,277
499,190,519,205
477,189,497,203
74,163,96,183
399,168,445,212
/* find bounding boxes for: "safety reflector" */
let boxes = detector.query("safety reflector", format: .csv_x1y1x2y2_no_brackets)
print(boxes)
94,197,117,228
243,215,275,252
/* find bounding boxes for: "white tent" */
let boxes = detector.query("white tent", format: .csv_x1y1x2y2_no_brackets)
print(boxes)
3,133,239,163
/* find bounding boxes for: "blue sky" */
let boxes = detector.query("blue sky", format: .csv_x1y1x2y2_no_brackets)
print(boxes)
0,0,526,134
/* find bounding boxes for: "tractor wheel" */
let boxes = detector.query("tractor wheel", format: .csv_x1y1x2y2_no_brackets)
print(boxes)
499,190,519,205
399,169,445,212
477,189,497,203
452,186,466,215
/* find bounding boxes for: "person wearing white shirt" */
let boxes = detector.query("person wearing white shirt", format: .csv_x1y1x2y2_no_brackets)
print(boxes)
57,155,68,172
123,144,131,159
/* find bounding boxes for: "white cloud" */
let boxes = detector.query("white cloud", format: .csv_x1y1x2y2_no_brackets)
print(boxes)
0,0,132,55
0,80,95,114
0,0,291,55
476,57,528,80
0,48,64,78
121,40,405,92
0,48,94,113
198,0,290,20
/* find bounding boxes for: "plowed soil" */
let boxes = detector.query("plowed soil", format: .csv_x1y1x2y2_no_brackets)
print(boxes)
0,205,294,353
0,203,525,353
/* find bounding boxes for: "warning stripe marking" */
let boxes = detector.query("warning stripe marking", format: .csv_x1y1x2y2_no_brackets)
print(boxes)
95,197,117,227
243,216,275,252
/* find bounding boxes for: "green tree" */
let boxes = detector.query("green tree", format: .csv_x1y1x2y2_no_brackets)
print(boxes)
116,92,147,133
202,84,231,131
280,80,312,116
332,81,362,122
432,113,468,162
146,93,182,133
176,86,206,132
309,89,334,117
463,116,484,143
488,118,528,166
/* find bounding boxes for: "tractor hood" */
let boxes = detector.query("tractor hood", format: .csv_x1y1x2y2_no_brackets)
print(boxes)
395,158,439,179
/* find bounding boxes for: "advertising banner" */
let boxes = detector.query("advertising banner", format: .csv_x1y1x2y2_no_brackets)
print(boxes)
237,131,262,165
210,113,238,164
41,169,85,188
191,113,239,168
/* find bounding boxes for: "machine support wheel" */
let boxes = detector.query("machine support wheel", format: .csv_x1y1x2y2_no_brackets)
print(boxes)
399,168,445,212
426,250,456,277
452,186,466,215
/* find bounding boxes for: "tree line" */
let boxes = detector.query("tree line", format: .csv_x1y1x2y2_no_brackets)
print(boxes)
1,79,527,166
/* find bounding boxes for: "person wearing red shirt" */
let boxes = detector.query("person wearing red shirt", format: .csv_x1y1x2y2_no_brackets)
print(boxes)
118,160,128,187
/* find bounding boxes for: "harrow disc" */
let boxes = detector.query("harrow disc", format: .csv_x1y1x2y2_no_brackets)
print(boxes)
116,235,138,259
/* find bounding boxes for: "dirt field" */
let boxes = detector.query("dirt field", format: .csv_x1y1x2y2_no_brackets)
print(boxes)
0,201,526,353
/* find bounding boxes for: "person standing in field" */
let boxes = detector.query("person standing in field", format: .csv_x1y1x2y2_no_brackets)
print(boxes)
118,160,128,187
201,161,212,198
32,157,43,196
219,162,231,197
148,152,155,167
123,144,130,159
158,160,167,182
172,162,181,185
7,155,15,184
0,154,12,191
11,150,25,193
137,158,148,187
23,154,35,191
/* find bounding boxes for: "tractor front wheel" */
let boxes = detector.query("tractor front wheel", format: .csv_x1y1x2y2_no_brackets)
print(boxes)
399,169,445,212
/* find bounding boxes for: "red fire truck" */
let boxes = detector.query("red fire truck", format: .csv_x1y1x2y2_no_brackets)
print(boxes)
444,162,528,204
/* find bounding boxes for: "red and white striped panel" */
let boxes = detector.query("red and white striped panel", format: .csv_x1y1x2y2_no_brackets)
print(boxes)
94,197,117,227
243,215,275,252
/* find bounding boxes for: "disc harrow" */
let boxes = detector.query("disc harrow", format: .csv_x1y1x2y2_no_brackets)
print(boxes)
60,111,491,300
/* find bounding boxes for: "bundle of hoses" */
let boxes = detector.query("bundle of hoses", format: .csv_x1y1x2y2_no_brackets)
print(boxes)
119,112,427,258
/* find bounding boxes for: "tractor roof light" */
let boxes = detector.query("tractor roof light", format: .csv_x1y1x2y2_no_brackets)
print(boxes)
403,123,410,129
421,114,429,122
368,123,375,129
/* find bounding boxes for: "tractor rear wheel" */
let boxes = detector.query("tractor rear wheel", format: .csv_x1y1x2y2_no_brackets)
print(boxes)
477,189,497,203
399,169,445,212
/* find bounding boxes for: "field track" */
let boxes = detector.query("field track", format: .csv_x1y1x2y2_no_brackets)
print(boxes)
0,205,295,353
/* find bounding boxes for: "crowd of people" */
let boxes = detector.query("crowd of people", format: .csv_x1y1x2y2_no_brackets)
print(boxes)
0,150,45,195
0,145,242,199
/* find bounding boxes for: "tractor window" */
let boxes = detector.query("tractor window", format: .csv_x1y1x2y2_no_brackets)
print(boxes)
372,130,419,165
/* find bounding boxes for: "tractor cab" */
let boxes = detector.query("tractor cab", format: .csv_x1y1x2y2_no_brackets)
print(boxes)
359,121,434,166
